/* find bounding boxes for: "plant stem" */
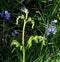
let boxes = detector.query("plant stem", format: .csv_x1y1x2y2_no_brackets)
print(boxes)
22,10,28,62
3,20,5,41
22,20,26,62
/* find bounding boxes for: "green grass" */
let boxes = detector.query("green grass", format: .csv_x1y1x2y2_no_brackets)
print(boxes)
0,0,60,62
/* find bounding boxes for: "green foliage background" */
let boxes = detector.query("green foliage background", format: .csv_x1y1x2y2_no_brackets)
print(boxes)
0,0,60,62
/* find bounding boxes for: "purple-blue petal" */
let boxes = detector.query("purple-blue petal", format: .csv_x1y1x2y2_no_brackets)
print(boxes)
21,6,26,11
5,10,10,20
1,10,11,20
14,30,18,34
45,25,57,35
1,10,5,17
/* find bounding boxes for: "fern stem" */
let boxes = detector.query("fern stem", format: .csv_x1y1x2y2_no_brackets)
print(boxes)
22,20,26,62
22,9,28,62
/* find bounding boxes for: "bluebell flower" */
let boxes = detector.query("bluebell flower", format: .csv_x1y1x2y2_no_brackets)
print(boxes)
1,10,10,20
12,30,18,36
14,30,18,34
44,19,57,38
51,19,57,23
21,6,29,14
21,6,26,11
45,25,57,35
51,19,57,26
5,10,10,20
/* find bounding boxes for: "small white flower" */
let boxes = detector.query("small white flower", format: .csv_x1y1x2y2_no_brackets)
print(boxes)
51,19,57,25
53,19,57,23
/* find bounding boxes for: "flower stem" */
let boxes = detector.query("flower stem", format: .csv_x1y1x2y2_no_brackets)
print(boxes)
22,20,26,62
22,10,28,62
3,20,5,40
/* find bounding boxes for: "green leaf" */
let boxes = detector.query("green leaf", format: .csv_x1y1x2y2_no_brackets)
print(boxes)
27,17,35,29
39,36,46,45
11,40,20,47
33,36,38,43
27,17,32,22
31,20,35,29
27,36,33,48
27,35,46,48
20,45,23,51
20,15,25,19
16,16,21,25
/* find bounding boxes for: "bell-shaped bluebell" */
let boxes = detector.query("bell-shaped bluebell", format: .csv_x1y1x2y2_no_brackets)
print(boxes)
1,10,10,20
5,10,10,20
45,25,57,35
51,19,57,26
21,6,26,11
12,30,18,36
